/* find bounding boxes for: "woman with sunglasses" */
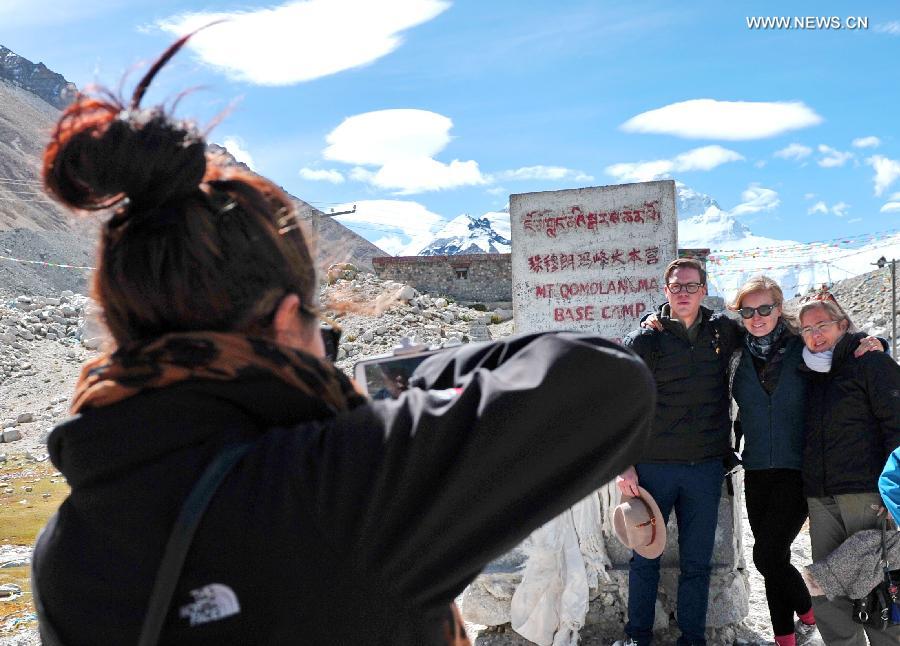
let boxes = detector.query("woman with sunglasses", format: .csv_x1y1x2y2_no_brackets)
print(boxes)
797,294,900,645
31,36,656,646
727,277,819,646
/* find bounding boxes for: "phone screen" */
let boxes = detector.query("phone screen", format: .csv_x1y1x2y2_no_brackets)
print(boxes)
355,350,444,399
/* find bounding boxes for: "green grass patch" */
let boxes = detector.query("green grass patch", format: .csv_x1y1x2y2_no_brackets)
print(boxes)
0,456,68,636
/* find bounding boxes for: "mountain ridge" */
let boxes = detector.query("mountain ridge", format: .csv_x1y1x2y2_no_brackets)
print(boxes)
0,45,77,110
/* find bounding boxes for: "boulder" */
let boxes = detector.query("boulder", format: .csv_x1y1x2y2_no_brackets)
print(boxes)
395,285,417,302
1,429,23,443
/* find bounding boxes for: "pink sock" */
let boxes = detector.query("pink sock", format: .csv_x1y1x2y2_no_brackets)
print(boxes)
774,634,796,646
798,607,816,626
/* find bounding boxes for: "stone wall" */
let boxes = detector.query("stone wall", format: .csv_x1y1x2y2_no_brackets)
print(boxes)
372,254,511,303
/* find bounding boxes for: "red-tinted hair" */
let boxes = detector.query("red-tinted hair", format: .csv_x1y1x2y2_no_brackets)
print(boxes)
42,34,317,347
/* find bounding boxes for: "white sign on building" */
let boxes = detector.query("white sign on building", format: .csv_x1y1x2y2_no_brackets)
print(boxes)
510,180,677,340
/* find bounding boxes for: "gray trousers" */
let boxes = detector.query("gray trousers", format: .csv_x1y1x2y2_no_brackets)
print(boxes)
808,493,900,646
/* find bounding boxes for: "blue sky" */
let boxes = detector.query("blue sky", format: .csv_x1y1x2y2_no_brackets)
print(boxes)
5,0,900,254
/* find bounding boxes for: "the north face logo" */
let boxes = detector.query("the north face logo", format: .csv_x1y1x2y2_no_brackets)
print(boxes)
179,583,241,626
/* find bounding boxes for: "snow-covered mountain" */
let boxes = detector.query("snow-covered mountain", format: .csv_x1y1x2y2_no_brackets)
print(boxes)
417,212,511,255
410,183,900,301
675,182,900,300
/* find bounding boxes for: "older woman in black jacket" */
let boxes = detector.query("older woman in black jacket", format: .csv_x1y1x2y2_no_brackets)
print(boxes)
798,294,900,646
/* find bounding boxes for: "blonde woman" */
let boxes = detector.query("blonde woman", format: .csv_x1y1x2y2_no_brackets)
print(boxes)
798,293,900,645
728,277,817,646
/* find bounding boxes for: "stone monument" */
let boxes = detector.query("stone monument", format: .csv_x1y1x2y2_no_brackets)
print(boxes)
461,180,749,644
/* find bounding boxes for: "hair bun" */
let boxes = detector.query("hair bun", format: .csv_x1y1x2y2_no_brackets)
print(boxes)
114,109,207,211
44,104,207,215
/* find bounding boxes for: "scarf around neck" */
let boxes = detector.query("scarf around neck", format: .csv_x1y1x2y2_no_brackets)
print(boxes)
69,331,471,646
802,346,834,373
70,331,365,415
745,318,787,360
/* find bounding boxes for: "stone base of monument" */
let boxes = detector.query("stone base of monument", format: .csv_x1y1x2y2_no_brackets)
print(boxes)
462,479,750,644
464,567,749,644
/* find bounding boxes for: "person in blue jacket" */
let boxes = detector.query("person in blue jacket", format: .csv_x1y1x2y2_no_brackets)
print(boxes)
728,276,817,646
880,448,900,525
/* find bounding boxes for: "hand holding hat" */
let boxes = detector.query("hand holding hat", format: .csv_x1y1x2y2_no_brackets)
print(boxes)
613,485,667,559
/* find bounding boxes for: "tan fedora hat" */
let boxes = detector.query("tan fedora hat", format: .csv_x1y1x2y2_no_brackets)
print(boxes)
613,486,666,559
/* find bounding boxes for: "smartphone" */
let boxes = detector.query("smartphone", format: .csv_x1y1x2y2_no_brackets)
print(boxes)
354,348,449,399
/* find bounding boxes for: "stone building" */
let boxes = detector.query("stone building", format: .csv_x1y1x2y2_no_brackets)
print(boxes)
371,249,727,311
372,254,512,303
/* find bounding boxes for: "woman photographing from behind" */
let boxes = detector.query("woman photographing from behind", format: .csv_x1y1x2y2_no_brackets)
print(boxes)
798,292,900,645
32,35,655,645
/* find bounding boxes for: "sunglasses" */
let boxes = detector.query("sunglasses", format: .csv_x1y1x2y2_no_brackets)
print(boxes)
799,320,840,338
666,282,704,294
738,304,777,319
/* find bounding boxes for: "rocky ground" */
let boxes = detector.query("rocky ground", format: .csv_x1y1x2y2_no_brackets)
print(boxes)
2,264,897,644
787,263,900,345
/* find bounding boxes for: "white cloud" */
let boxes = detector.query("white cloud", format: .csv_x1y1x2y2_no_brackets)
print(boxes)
323,109,487,194
867,155,900,196
498,165,594,182
372,234,406,256
620,99,822,140
875,21,900,35
803,193,817,200
774,143,812,161
156,0,450,85
324,109,452,166
730,184,780,216
754,160,767,169
349,167,376,182
852,136,881,149
880,193,900,213
807,201,828,215
299,167,345,184
220,136,255,169
369,158,487,194
605,160,672,183
605,145,744,182
808,200,851,216
487,186,508,196
817,144,854,168
832,201,850,217
848,218,862,224
332,199,446,255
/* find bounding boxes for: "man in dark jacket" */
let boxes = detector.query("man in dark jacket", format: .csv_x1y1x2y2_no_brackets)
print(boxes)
615,258,740,646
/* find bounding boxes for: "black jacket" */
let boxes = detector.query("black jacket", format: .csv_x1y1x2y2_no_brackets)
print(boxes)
33,332,654,645
801,332,900,497
623,305,741,463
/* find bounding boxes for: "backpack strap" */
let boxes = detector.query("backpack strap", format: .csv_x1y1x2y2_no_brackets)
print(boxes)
137,441,254,646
